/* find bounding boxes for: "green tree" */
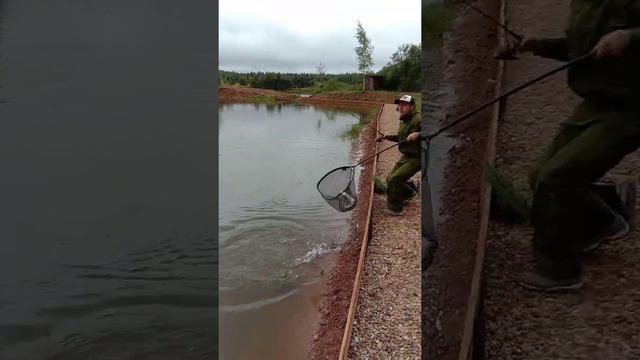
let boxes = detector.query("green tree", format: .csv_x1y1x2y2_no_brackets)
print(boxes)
315,62,326,84
217,70,362,90
378,43,421,91
354,21,374,92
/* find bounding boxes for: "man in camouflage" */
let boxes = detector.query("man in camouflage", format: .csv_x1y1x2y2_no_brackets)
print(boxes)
377,94,422,216
516,0,640,291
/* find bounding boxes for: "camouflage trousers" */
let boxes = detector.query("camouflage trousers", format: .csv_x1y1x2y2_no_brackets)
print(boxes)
528,100,640,277
387,155,421,211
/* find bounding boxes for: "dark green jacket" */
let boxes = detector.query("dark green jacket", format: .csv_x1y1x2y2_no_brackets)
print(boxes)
385,110,421,157
532,0,640,104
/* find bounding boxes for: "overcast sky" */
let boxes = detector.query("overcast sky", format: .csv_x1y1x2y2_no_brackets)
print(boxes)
219,0,421,74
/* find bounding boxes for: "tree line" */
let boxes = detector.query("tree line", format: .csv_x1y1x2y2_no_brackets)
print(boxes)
219,71,362,91
219,43,420,92
354,21,420,92
377,43,421,92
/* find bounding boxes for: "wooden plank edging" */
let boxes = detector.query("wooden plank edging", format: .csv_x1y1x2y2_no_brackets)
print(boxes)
457,0,507,358
338,104,384,360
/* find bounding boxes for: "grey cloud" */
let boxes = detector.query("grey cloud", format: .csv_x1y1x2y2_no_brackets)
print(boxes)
219,18,418,73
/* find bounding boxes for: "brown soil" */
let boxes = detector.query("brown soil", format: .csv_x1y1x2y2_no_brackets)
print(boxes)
484,0,640,358
309,107,380,360
218,87,297,103
218,86,389,111
422,0,500,358
312,91,398,104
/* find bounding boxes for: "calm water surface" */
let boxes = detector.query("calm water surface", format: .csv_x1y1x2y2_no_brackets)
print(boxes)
219,103,362,359
0,1,217,359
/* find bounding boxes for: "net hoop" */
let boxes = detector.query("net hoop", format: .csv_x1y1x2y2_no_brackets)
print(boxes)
316,166,355,200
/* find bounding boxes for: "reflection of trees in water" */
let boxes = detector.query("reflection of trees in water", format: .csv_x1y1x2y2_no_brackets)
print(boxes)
316,106,376,126
247,101,284,114
263,102,277,113
266,102,284,114
264,103,275,113
287,103,307,113
316,107,340,121
345,130,361,164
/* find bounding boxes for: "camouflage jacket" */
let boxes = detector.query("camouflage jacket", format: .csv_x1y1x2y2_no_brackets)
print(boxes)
532,0,640,103
386,110,421,157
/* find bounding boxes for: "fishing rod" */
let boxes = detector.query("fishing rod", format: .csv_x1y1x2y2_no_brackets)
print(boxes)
320,52,594,214
425,52,594,141
460,0,523,41
345,111,385,136
331,54,594,196
335,54,593,179
459,0,524,59
420,52,593,268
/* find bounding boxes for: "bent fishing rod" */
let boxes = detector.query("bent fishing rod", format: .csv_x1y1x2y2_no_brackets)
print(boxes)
459,0,525,59
424,51,594,141
420,52,591,270
345,110,386,137
460,0,523,41
349,53,593,166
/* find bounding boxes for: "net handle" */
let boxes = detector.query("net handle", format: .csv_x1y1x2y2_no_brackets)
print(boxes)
354,140,407,168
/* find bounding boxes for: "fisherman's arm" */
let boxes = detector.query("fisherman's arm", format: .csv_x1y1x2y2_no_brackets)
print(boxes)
405,118,422,142
519,36,569,61
377,134,399,142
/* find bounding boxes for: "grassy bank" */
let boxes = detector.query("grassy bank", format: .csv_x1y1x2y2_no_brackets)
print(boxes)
341,106,382,140
220,86,421,115
251,94,278,106
286,79,360,94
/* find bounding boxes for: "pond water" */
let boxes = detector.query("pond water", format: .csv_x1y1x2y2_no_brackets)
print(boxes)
219,102,363,359
0,1,217,359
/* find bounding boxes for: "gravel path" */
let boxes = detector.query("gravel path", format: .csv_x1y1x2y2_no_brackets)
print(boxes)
423,0,499,358
310,107,379,360
484,0,640,358
347,104,421,360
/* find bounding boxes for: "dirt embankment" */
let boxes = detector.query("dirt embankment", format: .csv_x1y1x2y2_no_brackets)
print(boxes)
422,0,499,358
309,108,380,360
218,87,298,103
311,91,398,104
218,86,395,110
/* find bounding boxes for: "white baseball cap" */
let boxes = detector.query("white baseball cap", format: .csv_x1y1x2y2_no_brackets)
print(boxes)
394,94,415,104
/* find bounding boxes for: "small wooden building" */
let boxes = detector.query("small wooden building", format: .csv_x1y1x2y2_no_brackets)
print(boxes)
363,75,384,91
